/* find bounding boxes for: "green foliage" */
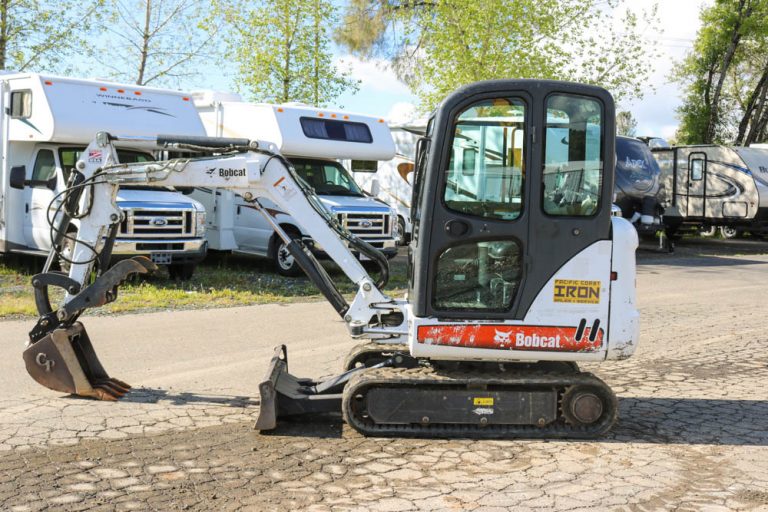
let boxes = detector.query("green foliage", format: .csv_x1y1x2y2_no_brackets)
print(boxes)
0,0,104,72
336,0,659,110
93,0,219,86
616,111,638,137
675,0,768,144
215,0,358,106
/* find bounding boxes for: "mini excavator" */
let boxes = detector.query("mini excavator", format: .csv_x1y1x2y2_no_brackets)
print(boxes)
18,80,638,438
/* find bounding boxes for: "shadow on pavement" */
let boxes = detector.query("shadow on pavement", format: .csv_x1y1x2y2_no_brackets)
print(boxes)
119,387,260,408
639,255,768,267
612,397,767,446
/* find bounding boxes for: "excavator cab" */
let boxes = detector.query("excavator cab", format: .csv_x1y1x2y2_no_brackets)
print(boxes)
409,80,615,322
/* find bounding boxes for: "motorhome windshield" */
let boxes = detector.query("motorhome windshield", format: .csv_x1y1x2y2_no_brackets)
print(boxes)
59,148,155,183
290,158,364,197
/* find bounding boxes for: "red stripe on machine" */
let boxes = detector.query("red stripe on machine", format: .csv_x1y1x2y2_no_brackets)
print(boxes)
416,324,603,352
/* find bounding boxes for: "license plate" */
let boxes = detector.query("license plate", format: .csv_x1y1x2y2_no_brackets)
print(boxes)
150,252,173,265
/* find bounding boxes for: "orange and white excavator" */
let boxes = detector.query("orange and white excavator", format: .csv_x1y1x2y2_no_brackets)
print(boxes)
17,80,638,438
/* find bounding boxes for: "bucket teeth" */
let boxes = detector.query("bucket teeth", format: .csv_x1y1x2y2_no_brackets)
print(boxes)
23,323,131,401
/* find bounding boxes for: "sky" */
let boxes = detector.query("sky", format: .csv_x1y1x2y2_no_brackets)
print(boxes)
326,0,709,138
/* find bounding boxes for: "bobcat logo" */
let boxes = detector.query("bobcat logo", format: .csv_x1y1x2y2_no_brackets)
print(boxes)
493,329,513,346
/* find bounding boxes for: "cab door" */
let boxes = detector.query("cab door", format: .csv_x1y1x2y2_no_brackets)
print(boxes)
410,81,615,321
23,147,60,250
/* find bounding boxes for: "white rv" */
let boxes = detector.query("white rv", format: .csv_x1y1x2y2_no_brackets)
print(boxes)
0,73,208,278
348,121,426,244
651,145,768,239
191,92,399,276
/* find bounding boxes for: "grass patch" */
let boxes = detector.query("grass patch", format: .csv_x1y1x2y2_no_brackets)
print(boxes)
0,251,407,320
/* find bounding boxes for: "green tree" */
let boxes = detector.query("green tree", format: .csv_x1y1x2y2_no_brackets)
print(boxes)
93,0,218,86
337,0,659,109
215,0,358,106
675,0,768,144
616,111,638,137
0,0,104,72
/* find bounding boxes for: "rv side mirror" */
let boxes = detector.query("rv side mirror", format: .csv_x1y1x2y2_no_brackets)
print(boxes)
369,179,381,197
45,176,57,191
9,166,26,190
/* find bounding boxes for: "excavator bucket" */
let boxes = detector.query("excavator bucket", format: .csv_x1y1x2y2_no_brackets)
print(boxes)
23,322,130,400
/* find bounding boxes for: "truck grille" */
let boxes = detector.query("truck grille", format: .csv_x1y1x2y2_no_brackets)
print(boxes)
337,212,391,239
119,209,195,238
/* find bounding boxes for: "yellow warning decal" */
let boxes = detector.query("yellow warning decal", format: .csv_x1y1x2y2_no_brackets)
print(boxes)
554,279,600,304
473,397,494,406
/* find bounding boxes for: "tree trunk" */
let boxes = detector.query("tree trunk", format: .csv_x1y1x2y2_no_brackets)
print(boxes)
313,0,320,106
736,60,768,144
137,0,152,85
706,0,752,143
0,0,9,70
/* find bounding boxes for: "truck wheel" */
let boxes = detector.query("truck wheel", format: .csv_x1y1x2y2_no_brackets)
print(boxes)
274,231,303,277
168,263,196,280
719,226,739,239
699,226,717,237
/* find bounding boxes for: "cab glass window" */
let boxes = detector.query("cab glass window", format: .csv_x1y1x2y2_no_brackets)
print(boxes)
542,94,603,216
443,98,526,221
31,150,56,183
433,240,521,311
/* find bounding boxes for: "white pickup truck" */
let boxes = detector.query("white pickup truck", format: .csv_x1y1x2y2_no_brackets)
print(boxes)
191,93,399,276
0,73,207,279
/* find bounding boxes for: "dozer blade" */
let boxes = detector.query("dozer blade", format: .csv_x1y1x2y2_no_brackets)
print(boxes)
255,345,350,431
23,322,130,400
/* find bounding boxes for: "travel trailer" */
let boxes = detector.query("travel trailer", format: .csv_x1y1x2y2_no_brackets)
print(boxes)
348,121,427,244
191,92,398,276
0,73,208,278
651,145,768,238
613,136,664,237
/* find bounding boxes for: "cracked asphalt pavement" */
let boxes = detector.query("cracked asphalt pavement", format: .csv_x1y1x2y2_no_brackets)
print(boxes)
1,242,767,511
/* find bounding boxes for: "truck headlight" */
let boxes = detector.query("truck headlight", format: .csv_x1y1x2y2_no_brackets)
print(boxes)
195,211,206,237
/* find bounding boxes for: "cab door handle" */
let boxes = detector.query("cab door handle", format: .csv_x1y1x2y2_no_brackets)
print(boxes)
444,219,470,237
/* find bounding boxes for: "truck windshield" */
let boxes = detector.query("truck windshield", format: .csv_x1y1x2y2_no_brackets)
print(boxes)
59,148,155,184
289,158,364,197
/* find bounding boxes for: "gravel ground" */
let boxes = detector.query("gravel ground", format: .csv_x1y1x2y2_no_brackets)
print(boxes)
1,238,767,511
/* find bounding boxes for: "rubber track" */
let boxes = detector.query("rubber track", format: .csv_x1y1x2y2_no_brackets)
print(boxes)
342,366,618,439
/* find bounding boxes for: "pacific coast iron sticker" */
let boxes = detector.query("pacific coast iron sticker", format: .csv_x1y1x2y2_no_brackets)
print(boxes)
416,324,603,352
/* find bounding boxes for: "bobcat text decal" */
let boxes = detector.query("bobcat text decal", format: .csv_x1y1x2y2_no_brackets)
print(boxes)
417,322,603,352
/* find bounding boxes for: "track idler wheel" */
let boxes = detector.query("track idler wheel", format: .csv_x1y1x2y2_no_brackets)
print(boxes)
561,384,617,427
23,322,130,400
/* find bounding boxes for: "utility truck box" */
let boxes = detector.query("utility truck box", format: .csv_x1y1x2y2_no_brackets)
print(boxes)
191,92,398,276
0,73,208,278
